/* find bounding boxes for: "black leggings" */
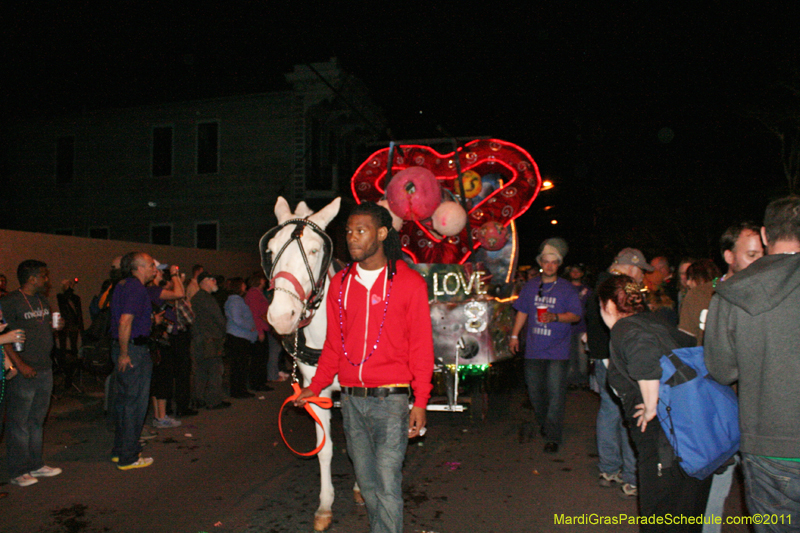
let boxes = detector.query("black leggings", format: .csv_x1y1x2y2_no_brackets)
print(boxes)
629,417,712,532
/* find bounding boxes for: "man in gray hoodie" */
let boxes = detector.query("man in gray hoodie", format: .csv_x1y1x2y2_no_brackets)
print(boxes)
705,195,800,530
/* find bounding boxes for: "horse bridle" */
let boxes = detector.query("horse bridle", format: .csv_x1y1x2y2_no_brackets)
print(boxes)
259,218,334,329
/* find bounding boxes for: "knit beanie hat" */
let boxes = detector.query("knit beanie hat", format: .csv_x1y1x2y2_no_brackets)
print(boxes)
536,237,568,265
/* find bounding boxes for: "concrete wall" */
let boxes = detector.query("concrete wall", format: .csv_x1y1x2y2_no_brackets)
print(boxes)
0,229,261,326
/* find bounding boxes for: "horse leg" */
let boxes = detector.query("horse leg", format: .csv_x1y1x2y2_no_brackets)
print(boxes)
353,480,364,505
311,402,334,531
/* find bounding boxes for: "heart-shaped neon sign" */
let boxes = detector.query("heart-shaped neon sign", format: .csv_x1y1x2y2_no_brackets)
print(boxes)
351,139,541,264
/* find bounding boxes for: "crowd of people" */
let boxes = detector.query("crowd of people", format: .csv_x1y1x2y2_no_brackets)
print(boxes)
512,195,799,532
1,195,798,533
0,255,287,480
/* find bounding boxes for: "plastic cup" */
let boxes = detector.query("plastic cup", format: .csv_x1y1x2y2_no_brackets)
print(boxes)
536,305,548,322
52,312,61,328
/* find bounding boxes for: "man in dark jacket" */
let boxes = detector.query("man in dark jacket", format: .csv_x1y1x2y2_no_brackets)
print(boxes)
190,272,229,410
705,196,800,529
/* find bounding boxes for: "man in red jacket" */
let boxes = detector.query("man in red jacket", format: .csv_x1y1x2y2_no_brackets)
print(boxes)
295,202,434,533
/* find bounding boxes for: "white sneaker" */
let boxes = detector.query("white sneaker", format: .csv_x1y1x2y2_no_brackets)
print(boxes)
30,465,62,478
10,473,38,486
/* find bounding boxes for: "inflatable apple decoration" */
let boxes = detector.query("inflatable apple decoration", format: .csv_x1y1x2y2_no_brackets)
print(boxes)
476,221,509,251
386,166,442,221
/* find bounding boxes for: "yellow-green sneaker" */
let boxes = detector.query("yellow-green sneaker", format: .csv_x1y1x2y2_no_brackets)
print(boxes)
117,457,153,470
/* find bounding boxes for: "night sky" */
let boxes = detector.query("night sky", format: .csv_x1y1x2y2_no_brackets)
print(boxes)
4,3,799,267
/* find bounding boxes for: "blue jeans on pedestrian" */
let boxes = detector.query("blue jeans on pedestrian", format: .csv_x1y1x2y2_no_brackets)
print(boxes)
742,453,800,532
595,361,636,486
341,393,409,533
524,358,569,444
112,344,153,466
5,368,53,478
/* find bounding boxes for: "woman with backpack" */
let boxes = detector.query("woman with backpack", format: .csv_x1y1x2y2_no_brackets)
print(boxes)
597,274,711,531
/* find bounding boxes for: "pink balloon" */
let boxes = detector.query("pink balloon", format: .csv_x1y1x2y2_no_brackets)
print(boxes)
431,201,467,237
386,167,442,221
377,199,405,231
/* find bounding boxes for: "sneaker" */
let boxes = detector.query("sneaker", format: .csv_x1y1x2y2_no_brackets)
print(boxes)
152,417,182,429
10,474,38,487
117,457,154,470
30,466,62,478
598,471,623,487
620,483,638,498
140,429,158,440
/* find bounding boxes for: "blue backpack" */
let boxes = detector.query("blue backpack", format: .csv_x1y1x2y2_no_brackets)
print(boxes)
657,346,740,480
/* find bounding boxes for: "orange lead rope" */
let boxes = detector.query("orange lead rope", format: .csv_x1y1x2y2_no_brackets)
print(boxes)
278,382,333,457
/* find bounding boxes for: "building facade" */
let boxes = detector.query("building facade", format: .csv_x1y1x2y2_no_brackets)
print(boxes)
2,59,385,252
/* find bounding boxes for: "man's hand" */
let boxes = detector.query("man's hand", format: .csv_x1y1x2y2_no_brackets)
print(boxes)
293,387,315,407
54,314,65,331
509,336,520,354
634,402,657,433
408,406,427,438
17,361,36,379
117,354,133,373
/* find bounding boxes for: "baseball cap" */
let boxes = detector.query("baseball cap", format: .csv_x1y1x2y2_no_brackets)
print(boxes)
612,248,654,272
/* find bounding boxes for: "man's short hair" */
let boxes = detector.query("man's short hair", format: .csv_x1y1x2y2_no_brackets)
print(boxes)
719,221,761,255
17,260,47,286
764,196,800,245
120,252,146,278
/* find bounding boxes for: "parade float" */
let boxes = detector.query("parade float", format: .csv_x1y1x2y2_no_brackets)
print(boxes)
350,138,542,412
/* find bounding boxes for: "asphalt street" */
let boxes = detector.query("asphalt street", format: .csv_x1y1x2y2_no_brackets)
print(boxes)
0,371,750,533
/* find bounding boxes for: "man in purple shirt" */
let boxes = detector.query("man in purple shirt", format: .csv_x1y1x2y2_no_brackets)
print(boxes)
509,238,582,454
110,252,157,470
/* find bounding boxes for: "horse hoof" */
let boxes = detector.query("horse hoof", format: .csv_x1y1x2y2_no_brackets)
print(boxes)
353,489,365,506
314,511,332,531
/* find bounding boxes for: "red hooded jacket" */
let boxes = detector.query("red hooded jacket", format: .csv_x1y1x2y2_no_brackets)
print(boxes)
309,260,434,408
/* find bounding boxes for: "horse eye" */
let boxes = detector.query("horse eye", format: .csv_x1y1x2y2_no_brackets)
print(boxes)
310,249,319,255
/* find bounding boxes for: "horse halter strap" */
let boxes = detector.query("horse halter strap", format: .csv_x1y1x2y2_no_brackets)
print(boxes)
261,218,333,328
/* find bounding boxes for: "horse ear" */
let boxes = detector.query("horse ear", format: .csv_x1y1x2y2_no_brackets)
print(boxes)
296,201,314,218
274,197,292,223
308,197,341,229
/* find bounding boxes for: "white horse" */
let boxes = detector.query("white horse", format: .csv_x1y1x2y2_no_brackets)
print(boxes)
262,196,362,532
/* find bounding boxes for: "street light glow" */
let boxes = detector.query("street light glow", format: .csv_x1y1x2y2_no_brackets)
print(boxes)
541,180,554,191
550,219,558,225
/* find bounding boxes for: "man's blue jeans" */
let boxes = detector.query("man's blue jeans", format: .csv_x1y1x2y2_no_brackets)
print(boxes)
111,344,153,466
524,358,569,443
595,361,636,485
341,393,409,533
6,368,53,478
742,453,800,532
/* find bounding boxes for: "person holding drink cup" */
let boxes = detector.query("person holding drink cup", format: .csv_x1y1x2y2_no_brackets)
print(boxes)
0,260,64,487
510,238,582,454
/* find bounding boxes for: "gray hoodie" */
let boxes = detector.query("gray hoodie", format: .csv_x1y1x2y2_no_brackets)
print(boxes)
705,253,800,458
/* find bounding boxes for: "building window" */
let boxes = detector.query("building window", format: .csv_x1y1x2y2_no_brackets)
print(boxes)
89,227,110,240
196,221,218,250
152,126,173,177
197,122,218,174
56,136,75,184
151,224,173,246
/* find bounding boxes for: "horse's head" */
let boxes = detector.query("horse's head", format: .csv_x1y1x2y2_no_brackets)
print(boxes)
262,196,341,335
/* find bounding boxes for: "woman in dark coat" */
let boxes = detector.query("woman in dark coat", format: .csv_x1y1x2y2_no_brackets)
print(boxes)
597,274,711,532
